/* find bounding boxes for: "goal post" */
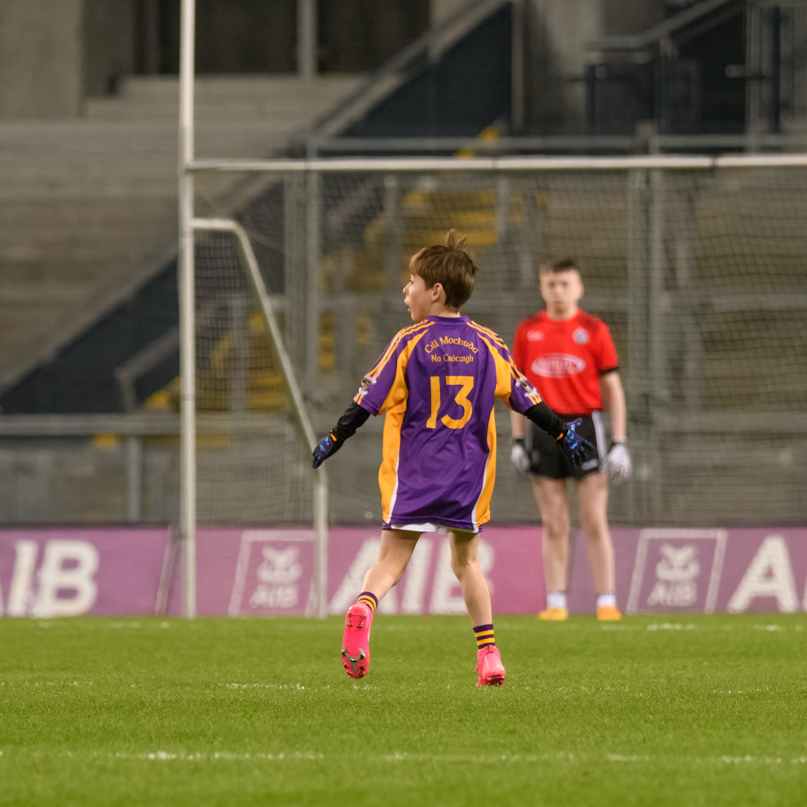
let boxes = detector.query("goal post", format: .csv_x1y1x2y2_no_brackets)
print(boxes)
178,0,195,618
178,1,807,619
179,154,807,618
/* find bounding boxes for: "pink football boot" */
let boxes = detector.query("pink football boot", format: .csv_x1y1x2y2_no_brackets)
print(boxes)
341,602,373,679
474,646,506,686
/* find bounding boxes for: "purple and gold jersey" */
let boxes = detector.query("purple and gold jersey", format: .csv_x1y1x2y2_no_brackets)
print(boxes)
354,315,544,531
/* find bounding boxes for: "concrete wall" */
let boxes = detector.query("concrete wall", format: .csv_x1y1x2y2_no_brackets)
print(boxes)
601,0,667,36
431,0,469,25
0,0,83,120
524,0,666,133
0,0,668,126
83,0,137,97
432,0,667,134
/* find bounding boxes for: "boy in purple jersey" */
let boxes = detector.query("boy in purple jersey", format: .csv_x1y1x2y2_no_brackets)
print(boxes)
313,231,591,685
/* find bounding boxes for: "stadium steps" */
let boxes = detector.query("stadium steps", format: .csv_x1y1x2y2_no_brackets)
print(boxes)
0,74,362,395
86,75,356,127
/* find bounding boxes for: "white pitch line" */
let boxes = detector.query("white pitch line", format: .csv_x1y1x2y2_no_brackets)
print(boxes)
377,753,807,766
113,752,807,766
646,623,697,631
117,751,324,762
1,749,804,766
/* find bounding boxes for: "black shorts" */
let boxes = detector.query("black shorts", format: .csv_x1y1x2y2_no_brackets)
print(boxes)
526,412,606,480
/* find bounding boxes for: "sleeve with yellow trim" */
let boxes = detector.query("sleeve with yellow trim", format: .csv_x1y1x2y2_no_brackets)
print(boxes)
314,326,422,468
353,323,425,416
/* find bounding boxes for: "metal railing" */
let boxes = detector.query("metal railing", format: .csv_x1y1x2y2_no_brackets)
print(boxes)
295,132,807,156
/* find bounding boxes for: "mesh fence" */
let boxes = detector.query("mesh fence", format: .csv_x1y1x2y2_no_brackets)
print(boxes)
193,230,313,526
192,163,807,528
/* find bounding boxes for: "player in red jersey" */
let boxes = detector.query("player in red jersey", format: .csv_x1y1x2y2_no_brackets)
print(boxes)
509,258,631,621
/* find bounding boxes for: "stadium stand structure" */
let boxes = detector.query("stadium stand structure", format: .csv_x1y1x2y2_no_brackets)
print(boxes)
0,2,524,526
300,0,515,145
0,1,516,416
0,75,361,409
2,2,805,529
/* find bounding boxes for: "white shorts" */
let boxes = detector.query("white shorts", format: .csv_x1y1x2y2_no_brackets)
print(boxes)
390,522,480,536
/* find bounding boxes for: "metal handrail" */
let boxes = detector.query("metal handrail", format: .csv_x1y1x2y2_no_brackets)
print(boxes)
0,413,301,437
309,135,637,154
587,0,742,56
1,409,806,437
304,132,807,155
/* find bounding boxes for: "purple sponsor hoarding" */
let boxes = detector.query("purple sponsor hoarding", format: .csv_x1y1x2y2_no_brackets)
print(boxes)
163,528,318,617
163,526,544,617
567,527,807,615
321,526,544,617
2,525,806,617
0,529,169,617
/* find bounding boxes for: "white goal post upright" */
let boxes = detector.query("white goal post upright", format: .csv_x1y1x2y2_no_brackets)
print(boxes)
179,0,196,619
178,0,329,619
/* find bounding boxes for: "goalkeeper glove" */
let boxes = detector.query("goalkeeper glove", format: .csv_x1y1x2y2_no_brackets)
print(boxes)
559,418,595,468
601,441,631,484
312,432,342,468
510,438,532,473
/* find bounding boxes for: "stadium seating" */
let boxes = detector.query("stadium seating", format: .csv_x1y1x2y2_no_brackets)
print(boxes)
0,75,361,397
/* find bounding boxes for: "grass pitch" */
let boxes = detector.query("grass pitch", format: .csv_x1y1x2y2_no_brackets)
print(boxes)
1,614,805,806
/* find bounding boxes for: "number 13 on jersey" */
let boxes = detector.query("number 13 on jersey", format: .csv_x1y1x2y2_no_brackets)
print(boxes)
427,375,474,429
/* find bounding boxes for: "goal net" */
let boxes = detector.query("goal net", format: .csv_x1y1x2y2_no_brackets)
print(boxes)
190,158,807,534
187,215,327,617
192,221,315,526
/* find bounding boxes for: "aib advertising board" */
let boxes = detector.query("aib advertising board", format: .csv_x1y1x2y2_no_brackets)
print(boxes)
1,526,806,617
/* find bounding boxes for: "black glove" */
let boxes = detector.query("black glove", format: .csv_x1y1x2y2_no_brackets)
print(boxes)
312,432,342,468
559,418,595,468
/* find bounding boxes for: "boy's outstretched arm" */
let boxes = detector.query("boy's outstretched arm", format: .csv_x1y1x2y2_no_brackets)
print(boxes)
312,401,371,468
523,400,594,468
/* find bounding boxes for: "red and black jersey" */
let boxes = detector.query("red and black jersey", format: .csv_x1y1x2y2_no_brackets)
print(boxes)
512,310,619,416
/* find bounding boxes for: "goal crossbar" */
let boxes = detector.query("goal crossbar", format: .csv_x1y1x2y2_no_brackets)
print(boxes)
189,153,807,174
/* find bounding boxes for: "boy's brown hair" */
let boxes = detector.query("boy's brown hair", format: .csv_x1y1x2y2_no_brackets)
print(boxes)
540,257,579,275
409,229,478,310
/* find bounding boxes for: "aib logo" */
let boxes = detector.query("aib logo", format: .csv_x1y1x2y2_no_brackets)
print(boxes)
249,547,303,609
627,529,726,614
647,544,700,607
228,532,314,616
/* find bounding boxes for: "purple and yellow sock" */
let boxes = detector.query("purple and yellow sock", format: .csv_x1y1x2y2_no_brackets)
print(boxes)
357,591,378,612
473,623,495,650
